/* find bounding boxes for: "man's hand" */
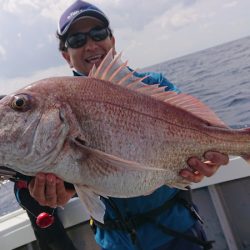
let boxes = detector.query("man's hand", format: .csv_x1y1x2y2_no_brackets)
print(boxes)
180,151,229,183
29,173,76,207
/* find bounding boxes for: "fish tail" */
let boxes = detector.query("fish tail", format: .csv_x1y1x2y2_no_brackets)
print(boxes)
240,127,250,164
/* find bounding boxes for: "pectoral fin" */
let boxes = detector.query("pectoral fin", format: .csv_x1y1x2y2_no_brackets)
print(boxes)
74,184,106,223
72,137,167,174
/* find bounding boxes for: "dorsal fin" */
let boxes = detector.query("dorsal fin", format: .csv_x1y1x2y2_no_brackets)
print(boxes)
162,92,227,127
89,49,227,128
89,49,148,87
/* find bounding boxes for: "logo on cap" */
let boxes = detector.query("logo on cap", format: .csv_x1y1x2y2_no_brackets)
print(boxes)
67,9,85,20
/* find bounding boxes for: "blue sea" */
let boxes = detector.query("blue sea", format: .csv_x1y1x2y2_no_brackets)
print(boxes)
0,35,250,217
145,35,250,128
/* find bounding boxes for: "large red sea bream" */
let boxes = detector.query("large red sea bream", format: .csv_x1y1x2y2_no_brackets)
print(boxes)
0,49,249,222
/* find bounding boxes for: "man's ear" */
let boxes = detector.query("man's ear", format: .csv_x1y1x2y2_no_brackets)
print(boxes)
62,51,73,68
111,36,115,47
111,36,116,55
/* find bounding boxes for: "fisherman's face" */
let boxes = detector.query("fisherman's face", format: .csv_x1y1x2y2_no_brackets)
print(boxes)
62,18,115,75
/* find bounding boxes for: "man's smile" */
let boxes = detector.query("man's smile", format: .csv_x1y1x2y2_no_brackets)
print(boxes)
85,54,104,65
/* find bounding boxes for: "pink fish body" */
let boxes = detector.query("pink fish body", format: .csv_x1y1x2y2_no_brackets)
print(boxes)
0,49,250,221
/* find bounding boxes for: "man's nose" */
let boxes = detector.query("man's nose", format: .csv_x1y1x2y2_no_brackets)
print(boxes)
84,37,99,50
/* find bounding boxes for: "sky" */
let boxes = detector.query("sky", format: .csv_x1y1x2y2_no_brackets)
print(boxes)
0,0,250,94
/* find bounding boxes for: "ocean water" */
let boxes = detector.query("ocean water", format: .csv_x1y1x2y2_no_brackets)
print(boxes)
145,35,250,128
0,181,19,216
0,36,250,217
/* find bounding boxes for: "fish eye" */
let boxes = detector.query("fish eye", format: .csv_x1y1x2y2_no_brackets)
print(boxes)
11,94,31,112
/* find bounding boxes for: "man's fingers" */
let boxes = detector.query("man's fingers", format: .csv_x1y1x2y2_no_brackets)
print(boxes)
179,169,204,183
28,173,75,207
204,151,229,165
28,173,58,207
187,158,218,177
180,151,230,183
29,173,46,205
56,180,75,206
44,174,57,207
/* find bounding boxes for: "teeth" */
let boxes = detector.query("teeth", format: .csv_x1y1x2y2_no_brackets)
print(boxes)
87,55,102,62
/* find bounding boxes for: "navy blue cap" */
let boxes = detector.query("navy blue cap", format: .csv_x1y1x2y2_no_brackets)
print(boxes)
58,0,109,36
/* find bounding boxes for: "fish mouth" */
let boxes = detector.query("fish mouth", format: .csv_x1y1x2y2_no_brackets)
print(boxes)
0,165,18,182
0,165,33,184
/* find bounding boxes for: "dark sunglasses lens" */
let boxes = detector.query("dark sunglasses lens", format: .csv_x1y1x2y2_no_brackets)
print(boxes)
90,28,109,41
66,33,87,48
65,28,109,49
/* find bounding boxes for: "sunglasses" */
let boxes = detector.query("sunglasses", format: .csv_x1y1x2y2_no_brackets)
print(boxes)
65,27,110,49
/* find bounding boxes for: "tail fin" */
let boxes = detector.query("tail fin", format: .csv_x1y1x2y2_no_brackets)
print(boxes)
240,127,250,164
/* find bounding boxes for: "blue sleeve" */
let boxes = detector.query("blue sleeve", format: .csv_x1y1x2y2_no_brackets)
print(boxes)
132,71,181,93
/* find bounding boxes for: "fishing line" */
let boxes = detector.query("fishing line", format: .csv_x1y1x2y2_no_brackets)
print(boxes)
0,168,56,229
17,198,56,228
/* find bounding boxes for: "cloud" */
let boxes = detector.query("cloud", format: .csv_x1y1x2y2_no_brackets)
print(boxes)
2,0,39,14
115,0,250,68
0,0,201,79
156,4,199,30
169,8,199,28
0,0,250,85
40,0,74,21
98,0,198,31
0,0,65,79
223,1,238,8
0,63,71,94
0,45,6,60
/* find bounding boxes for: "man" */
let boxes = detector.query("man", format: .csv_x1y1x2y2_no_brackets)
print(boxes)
29,1,229,249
